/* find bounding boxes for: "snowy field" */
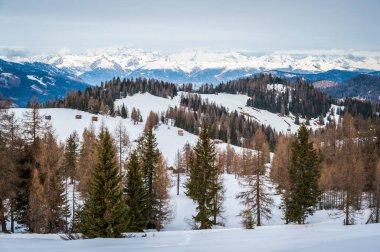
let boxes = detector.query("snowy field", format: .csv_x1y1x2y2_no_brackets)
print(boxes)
1,223,380,252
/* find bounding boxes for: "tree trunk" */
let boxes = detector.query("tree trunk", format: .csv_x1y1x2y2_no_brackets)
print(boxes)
256,173,261,226
0,198,7,233
72,181,75,232
177,172,180,195
10,200,14,233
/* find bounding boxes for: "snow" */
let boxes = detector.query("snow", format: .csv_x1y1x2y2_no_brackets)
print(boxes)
27,75,47,87
114,93,180,120
6,48,380,74
1,223,380,252
266,83,290,93
30,84,44,94
198,92,330,134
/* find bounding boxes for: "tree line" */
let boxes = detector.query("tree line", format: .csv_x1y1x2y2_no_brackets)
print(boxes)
42,77,178,115
0,105,171,236
166,93,278,150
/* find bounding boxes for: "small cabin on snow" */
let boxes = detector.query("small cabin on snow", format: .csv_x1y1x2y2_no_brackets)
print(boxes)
178,129,184,136
92,116,98,122
45,115,51,120
75,115,82,119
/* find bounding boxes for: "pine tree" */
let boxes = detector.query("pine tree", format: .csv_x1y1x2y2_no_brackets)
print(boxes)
64,132,79,183
185,123,222,229
138,127,159,229
121,104,128,119
124,151,148,232
284,124,321,224
79,129,127,238
63,132,79,232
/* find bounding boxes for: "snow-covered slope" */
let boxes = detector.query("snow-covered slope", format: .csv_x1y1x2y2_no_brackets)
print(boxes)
2,221,380,252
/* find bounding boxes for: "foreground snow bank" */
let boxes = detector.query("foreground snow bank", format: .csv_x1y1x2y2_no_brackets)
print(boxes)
1,223,380,252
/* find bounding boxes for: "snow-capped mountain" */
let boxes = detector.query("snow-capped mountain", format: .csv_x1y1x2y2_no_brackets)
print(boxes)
0,59,88,106
4,48,380,85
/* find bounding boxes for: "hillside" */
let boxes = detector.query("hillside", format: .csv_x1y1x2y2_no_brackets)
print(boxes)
0,59,88,106
322,74,380,103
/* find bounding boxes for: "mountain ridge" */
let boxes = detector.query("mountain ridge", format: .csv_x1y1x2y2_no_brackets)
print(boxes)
3,48,380,85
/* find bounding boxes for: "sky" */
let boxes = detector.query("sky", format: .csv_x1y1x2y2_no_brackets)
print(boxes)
0,0,379,56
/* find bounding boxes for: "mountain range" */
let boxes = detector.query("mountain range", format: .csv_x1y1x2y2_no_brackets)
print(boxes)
0,59,88,106
1,48,380,106
3,48,380,85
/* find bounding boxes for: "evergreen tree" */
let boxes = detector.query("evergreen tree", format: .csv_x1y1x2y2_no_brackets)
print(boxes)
138,127,159,229
185,123,222,229
79,129,127,238
63,132,79,232
284,124,321,224
121,104,128,119
124,151,148,232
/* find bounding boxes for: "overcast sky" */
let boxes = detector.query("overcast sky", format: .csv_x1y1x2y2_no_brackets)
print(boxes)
0,0,379,56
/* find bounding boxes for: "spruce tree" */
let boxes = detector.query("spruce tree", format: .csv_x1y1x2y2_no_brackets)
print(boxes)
79,129,127,238
121,104,128,119
139,127,159,229
124,151,148,232
284,124,321,224
185,123,222,229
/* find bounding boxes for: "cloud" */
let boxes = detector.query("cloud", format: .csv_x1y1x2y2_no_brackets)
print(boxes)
58,47,71,55
0,48,29,58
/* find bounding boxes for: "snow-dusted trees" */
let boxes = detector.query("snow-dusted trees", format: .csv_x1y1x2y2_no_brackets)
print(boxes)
237,128,273,228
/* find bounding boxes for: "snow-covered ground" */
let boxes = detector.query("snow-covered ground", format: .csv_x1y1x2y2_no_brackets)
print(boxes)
1,223,380,252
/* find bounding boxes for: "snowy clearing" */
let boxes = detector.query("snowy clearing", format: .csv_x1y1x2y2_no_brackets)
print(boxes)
1,223,380,252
